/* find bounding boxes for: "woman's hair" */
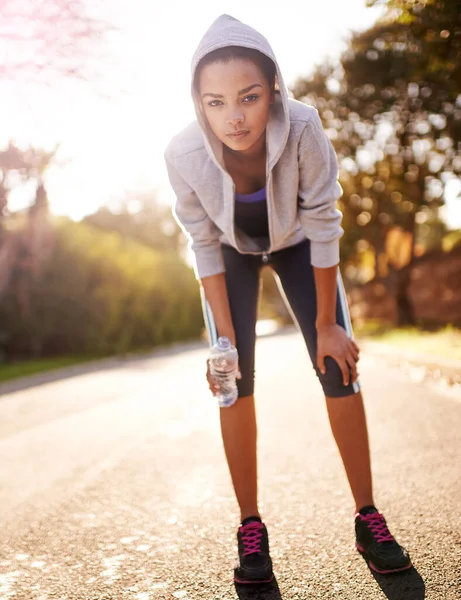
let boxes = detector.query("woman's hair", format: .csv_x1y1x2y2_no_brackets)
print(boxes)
194,46,277,93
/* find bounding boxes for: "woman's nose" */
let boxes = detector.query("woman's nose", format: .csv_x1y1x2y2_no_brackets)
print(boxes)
227,109,244,126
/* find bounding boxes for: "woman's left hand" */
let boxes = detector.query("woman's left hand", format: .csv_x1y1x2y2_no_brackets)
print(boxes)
316,324,360,387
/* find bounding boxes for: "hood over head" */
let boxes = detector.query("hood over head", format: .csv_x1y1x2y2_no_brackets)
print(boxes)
191,14,290,170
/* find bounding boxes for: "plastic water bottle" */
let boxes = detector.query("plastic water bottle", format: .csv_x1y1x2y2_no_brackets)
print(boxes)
209,336,239,408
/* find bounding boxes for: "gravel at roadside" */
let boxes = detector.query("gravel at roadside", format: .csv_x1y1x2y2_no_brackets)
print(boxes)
359,339,461,390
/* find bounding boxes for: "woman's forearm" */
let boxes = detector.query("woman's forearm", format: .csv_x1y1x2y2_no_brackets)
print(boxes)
200,273,235,344
313,264,338,330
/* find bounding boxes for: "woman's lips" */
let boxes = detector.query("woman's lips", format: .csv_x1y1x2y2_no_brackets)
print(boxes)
228,130,249,140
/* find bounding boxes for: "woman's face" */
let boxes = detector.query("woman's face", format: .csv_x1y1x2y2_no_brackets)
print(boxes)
198,58,273,155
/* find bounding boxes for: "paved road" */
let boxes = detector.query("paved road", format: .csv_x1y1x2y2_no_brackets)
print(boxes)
0,331,460,600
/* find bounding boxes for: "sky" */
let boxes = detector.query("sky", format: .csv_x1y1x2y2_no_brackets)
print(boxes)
1,0,460,228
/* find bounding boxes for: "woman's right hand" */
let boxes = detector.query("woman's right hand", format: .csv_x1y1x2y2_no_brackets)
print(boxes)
206,359,241,396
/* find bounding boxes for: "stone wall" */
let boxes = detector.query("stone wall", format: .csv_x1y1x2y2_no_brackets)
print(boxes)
347,246,461,327
348,278,398,326
407,247,461,325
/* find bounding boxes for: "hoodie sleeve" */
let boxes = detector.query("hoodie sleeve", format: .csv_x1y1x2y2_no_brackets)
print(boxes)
165,150,225,280
297,109,344,268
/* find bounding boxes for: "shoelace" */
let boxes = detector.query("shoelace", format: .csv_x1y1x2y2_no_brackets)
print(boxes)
360,512,394,543
239,521,264,556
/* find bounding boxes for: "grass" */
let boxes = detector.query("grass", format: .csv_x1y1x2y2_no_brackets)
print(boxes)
355,324,461,361
0,355,106,384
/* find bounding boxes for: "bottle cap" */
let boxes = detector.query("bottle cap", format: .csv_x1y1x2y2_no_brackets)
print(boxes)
217,336,231,350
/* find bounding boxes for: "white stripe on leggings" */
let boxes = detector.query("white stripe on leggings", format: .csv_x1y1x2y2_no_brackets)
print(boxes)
200,286,219,346
336,270,360,393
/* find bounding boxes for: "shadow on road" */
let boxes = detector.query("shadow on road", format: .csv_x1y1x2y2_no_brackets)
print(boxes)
233,566,425,599
369,564,426,599
234,577,283,599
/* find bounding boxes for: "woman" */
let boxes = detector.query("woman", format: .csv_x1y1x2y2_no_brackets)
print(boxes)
165,14,411,584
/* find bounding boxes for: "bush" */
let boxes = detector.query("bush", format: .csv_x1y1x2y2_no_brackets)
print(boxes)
0,218,203,359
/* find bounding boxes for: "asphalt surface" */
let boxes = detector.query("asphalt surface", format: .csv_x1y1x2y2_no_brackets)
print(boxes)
0,330,460,600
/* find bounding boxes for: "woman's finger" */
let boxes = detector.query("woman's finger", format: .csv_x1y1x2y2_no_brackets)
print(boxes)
207,360,241,395
346,353,358,383
337,358,350,386
346,339,360,362
317,352,327,375
207,375,220,393
208,381,220,395
351,344,360,363
206,360,220,395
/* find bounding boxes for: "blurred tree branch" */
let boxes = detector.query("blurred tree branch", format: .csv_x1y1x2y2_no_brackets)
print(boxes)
83,192,183,254
0,0,116,84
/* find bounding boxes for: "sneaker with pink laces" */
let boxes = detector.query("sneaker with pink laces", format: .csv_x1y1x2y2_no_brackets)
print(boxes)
234,518,274,584
355,506,412,574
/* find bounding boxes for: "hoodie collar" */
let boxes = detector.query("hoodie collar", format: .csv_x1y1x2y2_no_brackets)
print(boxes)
190,14,290,172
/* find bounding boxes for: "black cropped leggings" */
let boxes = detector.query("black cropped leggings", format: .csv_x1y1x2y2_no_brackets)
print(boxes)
201,239,361,399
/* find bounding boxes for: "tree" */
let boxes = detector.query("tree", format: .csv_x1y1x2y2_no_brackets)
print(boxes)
0,0,115,84
367,0,461,106
293,2,461,258
0,143,56,349
0,141,57,230
292,0,461,323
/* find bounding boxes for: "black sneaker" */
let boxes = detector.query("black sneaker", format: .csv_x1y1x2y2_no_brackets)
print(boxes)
355,507,412,574
234,519,274,584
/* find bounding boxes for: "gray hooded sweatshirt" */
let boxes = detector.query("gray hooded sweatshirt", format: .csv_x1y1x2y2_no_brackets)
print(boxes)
164,14,343,280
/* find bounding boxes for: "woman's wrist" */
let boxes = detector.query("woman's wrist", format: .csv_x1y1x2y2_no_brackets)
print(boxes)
316,320,336,332
313,266,338,333
200,273,236,345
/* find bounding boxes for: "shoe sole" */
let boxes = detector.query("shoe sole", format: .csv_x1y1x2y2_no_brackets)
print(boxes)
356,542,412,574
234,574,274,585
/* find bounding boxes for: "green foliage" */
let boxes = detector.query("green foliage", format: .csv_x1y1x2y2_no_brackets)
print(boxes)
442,228,461,252
0,218,203,360
292,0,461,278
367,0,461,92
82,194,182,253
0,355,103,383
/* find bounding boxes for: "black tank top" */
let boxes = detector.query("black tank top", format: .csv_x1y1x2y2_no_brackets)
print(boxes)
234,187,269,239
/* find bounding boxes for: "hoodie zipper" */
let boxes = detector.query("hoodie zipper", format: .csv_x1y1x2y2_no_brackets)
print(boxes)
265,157,273,254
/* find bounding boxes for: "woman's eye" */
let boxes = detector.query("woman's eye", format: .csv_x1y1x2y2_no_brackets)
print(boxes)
207,95,258,107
